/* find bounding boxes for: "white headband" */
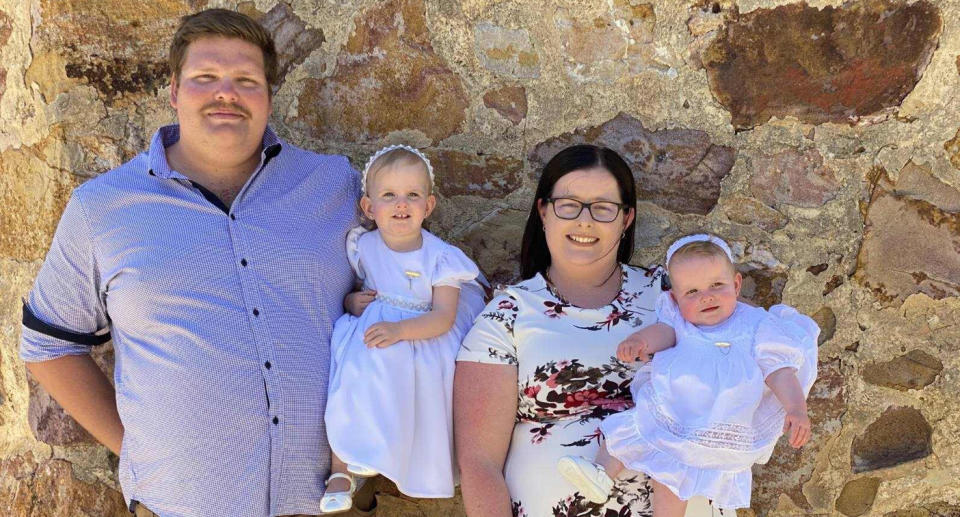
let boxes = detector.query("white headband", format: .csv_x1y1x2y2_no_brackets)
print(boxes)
665,233,734,267
361,144,435,193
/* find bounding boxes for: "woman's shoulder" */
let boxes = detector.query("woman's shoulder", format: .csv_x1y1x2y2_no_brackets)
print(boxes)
622,263,666,293
490,273,548,302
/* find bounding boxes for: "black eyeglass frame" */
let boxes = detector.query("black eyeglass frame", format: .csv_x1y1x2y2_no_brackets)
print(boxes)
545,197,630,223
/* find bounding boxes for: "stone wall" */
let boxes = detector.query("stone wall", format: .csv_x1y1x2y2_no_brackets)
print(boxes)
1,0,959,515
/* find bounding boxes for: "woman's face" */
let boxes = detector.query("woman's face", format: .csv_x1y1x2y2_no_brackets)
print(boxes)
537,167,634,271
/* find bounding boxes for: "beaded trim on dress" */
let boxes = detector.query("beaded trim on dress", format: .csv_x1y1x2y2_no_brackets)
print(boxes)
375,293,432,312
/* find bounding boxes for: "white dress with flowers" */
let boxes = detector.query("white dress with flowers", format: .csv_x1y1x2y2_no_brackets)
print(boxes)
600,293,819,509
458,265,666,517
325,228,486,498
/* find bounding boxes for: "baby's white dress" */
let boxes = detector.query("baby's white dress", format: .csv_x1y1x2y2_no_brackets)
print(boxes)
600,293,819,509
325,228,486,498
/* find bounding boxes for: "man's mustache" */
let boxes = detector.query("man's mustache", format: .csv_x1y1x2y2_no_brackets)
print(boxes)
202,102,251,117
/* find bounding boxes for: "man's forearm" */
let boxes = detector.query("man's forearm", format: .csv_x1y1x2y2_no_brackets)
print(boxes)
26,355,123,454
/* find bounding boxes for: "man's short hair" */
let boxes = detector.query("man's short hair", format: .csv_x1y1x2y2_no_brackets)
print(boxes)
169,9,278,93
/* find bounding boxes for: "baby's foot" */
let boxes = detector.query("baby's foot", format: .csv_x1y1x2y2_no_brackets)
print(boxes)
557,455,614,504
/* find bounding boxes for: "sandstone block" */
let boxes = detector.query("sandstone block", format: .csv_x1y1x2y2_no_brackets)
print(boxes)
749,149,840,208
701,1,941,129
295,0,468,144
482,85,527,125
851,406,932,473
835,477,881,517
474,22,540,79
239,1,325,87
862,350,942,391
856,165,960,305
425,149,521,198
0,452,127,517
34,0,193,103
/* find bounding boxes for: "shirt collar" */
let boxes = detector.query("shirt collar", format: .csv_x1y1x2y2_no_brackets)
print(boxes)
147,124,284,179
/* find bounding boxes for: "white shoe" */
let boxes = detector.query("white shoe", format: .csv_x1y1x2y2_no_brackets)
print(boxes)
320,472,356,514
557,455,614,504
347,463,379,477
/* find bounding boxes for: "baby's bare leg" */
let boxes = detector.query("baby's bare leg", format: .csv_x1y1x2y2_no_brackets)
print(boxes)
326,453,352,493
651,479,687,517
594,438,625,478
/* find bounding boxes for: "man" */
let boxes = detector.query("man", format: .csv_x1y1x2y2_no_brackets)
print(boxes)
20,9,367,517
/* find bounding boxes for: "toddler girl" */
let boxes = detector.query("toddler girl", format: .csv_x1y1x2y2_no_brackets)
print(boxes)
558,234,818,514
321,145,486,513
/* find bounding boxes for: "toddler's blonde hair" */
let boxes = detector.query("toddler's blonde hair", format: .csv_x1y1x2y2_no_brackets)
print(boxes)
363,149,433,194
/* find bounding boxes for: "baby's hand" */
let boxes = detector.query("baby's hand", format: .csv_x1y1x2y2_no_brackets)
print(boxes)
364,321,403,348
783,407,811,448
345,289,377,316
617,332,651,363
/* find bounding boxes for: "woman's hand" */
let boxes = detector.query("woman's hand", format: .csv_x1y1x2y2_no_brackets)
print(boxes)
345,289,376,316
364,321,403,348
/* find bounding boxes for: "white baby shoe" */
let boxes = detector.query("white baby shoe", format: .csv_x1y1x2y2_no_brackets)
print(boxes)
319,472,356,514
557,455,614,504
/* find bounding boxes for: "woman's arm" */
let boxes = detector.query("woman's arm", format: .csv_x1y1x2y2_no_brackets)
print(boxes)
454,361,518,517
363,286,460,348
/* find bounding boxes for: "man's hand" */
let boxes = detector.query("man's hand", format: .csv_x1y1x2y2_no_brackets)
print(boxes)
364,321,403,348
345,290,376,316
616,332,652,363
783,406,811,448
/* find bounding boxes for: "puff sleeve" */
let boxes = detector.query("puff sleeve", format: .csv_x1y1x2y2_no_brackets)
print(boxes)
345,226,369,281
654,291,685,335
432,244,480,288
457,292,520,366
754,305,820,393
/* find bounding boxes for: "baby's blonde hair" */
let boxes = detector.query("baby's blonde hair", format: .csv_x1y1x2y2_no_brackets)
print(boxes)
363,149,433,194
667,240,735,272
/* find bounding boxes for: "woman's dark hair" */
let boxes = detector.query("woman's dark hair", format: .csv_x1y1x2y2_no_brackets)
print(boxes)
520,144,637,279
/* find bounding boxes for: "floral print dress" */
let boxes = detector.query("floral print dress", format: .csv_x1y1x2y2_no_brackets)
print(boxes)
458,264,662,517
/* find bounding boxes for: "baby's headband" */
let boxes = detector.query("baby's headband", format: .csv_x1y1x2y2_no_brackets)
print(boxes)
665,233,734,267
361,144,435,193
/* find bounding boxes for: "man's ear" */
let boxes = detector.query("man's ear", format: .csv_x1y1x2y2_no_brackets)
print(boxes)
169,74,179,109
733,271,743,297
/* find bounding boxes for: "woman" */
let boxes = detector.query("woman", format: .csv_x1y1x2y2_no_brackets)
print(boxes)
454,145,662,516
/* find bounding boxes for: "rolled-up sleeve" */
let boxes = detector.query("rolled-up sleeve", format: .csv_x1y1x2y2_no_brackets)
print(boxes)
20,190,110,362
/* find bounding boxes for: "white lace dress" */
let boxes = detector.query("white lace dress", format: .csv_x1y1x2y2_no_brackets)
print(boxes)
600,293,819,509
325,228,486,498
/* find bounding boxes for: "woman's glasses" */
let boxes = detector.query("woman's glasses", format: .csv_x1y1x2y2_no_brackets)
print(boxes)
546,197,627,223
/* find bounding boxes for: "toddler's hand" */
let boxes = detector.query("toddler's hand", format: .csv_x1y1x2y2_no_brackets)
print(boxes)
345,290,376,316
617,332,651,363
783,408,811,448
364,321,403,348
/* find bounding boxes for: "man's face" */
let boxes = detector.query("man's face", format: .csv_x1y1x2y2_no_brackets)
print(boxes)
170,36,271,153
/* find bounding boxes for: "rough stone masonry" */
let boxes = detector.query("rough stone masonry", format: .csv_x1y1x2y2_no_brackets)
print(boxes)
1,1,959,516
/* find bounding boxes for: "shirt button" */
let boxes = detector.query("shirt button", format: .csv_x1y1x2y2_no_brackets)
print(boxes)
253,308,260,317
272,416,279,425
240,258,248,267
264,361,271,369
230,214,236,220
